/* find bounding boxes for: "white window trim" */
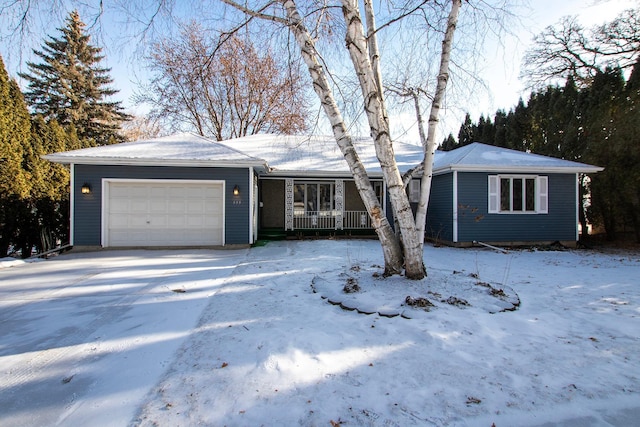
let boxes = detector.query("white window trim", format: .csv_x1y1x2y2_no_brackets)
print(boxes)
488,174,548,215
409,179,421,203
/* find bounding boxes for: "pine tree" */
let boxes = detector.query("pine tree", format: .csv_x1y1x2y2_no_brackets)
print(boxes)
615,60,640,241
457,113,474,146
583,67,627,240
20,10,130,146
0,56,33,256
440,133,457,151
506,98,532,152
29,117,72,250
493,110,508,148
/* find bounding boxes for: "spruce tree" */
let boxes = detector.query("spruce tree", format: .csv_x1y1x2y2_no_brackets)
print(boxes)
493,110,508,148
583,67,627,240
440,133,457,151
457,113,474,147
20,10,130,146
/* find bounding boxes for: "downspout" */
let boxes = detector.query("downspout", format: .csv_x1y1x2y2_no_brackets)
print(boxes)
249,167,255,244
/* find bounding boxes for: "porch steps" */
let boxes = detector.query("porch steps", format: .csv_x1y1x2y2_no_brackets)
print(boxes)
258,228,377,241
258,229,287,240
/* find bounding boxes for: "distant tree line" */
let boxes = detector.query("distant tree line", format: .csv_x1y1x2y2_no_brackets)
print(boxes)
442,7,640,243
1,11,129,257
442,61,640,242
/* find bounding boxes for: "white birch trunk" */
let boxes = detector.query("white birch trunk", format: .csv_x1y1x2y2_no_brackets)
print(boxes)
279,0,404,275
341,0,425,279
414,0,462,247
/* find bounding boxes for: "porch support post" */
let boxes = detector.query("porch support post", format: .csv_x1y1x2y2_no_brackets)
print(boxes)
453,171,458,243
335,179,344,230
285,178,294,231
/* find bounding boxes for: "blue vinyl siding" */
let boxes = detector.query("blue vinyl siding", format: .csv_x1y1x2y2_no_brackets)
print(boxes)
73,164,251,246
456,172,577,243
425,173,454,242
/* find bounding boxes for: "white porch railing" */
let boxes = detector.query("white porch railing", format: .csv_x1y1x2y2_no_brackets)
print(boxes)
293,210,371,229
343,210,372,229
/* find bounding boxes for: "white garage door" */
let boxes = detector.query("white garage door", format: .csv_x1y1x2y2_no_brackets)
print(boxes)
105,180,224,247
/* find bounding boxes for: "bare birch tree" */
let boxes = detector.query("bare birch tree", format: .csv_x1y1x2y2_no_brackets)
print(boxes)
1,0,471,280
218,0,462,279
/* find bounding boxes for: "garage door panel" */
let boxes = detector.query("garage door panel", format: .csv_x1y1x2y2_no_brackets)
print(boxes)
109,216,130,228
185,187,204,197
168,216,185,227
150,199,166,211
168,200,185,214
109,199,130,213
204,216,222,227
204,186,222,197
186,201,205,214
129,186,150,198
148,214,167,227
129,200,148,214
150,186,166,197
107,181,224,247
186,216,205,227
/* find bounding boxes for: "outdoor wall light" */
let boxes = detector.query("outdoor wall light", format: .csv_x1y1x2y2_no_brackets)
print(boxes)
81,183,92,194
233,185,240,196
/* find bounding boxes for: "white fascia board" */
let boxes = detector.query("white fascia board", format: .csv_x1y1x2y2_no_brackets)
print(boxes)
264,169,389,179
434,165,604,175
43,155,268,170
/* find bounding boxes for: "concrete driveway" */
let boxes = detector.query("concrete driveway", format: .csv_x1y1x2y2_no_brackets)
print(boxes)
0,249,248,427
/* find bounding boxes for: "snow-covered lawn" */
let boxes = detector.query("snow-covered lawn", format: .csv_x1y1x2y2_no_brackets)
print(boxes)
1,241,638,426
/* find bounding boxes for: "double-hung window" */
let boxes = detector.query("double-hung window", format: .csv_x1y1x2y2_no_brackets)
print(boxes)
488,175,548,214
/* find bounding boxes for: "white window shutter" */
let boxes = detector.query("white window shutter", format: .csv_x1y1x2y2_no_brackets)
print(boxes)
537,176,548,213
488,175,499,213
409,180,420,203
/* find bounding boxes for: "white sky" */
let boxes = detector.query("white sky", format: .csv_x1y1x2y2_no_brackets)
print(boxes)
1,0,637,140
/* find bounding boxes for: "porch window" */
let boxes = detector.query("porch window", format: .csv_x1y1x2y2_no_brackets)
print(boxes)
489,175,548,214
287,180,380,230
373,181,384,204
294,182,334,215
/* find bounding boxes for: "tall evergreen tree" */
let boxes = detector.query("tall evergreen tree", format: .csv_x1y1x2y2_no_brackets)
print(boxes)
583,67,627,240
493,109,508,148
20,10,130,146
29,117,74,251
505,98,530,152
440,133,457,151
457,113,474,147
619,59,640,242
0,56,33,256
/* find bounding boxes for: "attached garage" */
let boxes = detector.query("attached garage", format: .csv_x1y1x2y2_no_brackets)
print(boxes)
44,133,267,249
103,180,224,247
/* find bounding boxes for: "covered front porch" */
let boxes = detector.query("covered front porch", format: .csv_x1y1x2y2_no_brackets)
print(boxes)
258,178,385,237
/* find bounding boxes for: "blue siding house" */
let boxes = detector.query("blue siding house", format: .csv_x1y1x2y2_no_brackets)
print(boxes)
425,143,602,247
45,134,602,249
45,134,267,249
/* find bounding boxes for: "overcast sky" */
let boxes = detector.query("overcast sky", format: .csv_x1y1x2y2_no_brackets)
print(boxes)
0,0,637,141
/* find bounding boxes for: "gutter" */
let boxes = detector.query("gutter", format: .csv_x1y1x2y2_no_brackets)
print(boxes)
433,165,604,175
42,155,269,171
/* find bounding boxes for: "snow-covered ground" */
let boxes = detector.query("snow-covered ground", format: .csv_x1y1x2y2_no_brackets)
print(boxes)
0,241,638,426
